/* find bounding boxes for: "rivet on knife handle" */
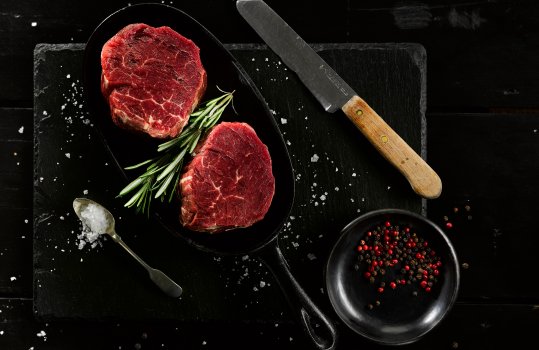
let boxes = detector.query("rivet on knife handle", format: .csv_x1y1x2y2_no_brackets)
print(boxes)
342,96,442,199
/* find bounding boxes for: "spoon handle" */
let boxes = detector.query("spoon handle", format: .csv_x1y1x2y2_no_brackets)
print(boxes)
148,268,183,298
110,233,183,298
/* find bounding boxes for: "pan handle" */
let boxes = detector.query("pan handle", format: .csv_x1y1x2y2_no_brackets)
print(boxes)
257,241,338,350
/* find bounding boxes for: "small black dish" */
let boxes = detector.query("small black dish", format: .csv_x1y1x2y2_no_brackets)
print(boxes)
326,209,460,345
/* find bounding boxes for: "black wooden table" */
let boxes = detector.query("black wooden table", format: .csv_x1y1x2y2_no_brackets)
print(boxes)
2,1,539,349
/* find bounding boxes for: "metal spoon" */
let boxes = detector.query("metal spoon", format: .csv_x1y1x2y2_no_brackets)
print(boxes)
72,197,183,298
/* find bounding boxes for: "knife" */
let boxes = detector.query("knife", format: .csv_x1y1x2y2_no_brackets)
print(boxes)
236,0,442,199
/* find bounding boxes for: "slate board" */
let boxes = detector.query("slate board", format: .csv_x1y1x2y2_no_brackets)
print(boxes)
33,43,425,321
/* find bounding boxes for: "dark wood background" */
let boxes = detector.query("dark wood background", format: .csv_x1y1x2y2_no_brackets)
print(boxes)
1,0,539,349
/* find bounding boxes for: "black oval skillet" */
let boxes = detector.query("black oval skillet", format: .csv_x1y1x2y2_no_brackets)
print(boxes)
83,3,337,350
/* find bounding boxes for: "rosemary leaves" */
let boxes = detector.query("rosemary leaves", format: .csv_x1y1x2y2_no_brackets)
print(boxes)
117,90,234,214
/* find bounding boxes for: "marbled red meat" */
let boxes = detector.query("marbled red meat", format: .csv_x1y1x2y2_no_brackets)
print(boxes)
180,122,275,233
101,23,207,138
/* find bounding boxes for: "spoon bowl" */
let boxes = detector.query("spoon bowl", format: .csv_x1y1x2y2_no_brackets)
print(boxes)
73,197,116,235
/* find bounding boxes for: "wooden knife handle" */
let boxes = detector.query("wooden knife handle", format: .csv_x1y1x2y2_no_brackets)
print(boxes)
342,95,442,199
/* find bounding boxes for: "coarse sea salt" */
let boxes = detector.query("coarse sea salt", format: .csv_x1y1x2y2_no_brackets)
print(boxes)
77,203,109,250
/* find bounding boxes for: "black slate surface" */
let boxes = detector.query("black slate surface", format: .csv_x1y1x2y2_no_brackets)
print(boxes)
33,43,426,321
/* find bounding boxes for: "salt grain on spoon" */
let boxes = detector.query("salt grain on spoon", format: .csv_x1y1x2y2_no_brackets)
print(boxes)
77,201,109,249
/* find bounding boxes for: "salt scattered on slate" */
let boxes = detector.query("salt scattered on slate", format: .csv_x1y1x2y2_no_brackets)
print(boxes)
36,330,47,339
60,79,92,143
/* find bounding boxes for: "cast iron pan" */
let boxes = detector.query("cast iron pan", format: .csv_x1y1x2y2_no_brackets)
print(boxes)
83,3,337,349
326,209,460,345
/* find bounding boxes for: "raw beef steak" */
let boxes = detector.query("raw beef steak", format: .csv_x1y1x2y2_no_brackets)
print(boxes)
180,122,275,233
101,23,207,138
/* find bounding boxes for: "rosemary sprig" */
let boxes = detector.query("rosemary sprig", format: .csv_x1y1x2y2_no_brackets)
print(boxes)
118,89,235,215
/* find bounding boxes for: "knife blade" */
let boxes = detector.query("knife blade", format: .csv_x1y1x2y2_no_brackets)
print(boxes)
236,0,442,199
